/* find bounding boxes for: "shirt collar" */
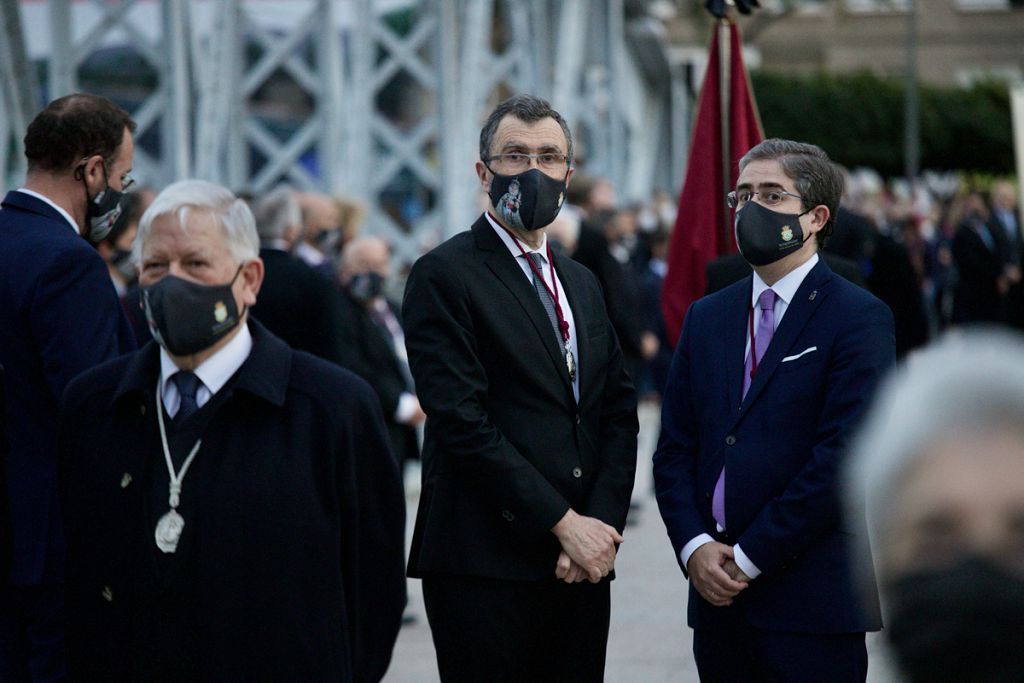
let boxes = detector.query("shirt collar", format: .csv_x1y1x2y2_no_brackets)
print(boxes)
159,322,253,397
486,212,549,262
16,188,79,234
751,252,819,308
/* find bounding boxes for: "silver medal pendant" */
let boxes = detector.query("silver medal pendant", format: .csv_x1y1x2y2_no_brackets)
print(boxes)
155,509,185,553
565,346,576,382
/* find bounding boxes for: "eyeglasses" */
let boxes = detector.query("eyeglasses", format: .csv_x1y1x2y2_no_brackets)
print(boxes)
485,152,570,174
726,189,802,209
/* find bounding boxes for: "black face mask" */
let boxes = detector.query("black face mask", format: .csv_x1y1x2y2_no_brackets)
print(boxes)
78,163,128,245
142,267,245,356
734,200,812,266
885,556,1024,683
347,271,384,304
314,228,342,257
488,167,567,232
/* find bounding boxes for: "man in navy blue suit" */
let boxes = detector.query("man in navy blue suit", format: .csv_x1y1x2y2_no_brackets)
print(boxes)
654,139,895,681
0,93,137,681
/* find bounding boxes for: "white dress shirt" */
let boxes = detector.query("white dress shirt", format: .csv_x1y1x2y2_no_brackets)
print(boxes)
681,253,820,580
159,323,253,417
486,213,580,403
16,188,79,234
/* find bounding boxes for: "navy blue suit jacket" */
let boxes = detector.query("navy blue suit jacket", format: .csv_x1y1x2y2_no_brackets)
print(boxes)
654,258,894,634
0,190,135,584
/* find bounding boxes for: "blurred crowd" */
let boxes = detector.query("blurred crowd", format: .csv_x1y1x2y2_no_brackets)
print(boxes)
101,166,1022,465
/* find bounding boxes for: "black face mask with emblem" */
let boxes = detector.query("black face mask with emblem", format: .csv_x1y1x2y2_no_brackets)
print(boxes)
488,167,567,232
142,267,244,356
734,200,812,267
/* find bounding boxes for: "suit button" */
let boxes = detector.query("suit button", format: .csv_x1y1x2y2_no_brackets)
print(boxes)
502,510,515,522
139,404,146,415
102,586,113,602
572,467,582,479
120,473,132,489
725,435,736,446
705,492,711,501
575,414,581,425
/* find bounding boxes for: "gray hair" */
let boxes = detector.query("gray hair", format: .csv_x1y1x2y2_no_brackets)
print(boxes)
845,328,1024,571
479,94,574,163
252,185,301,243
135,179,259,265
739,138,843,246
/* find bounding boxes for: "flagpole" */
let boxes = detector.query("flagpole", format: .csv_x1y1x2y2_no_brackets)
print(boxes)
718,16,733,251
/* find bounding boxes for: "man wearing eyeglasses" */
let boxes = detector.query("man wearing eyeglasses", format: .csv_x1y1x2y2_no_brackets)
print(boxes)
0,93,137,680
403,94,638,682
654,139,895,681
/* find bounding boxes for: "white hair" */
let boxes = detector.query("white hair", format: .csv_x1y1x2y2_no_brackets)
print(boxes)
845,328,1024,571
252,184,301,243
134,179,259,265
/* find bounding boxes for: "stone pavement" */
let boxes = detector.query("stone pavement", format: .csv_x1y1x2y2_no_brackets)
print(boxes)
383,404,901,682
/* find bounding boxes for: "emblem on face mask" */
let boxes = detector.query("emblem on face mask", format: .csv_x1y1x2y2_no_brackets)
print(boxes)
497,179,524,231
781,226,794,242
557,192,564,207
214,301,228,323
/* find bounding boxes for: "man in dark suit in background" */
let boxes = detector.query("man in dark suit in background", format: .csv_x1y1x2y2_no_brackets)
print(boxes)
249,185,348,366
403,94,638,682
58,179,405,681
337,236,424,470
988,181,1023,328
655,139,895,681
953,190,1007,324
0,93,137,681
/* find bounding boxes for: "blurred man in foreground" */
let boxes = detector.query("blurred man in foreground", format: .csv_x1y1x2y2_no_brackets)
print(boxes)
847,329,1024,683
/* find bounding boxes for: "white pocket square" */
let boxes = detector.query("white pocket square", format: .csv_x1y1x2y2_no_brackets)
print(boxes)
781,346,817,363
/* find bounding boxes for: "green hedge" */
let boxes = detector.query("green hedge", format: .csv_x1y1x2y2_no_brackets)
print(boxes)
749,70,1013,177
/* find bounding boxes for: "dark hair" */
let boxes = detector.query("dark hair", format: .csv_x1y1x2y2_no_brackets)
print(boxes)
24,93,136,173
739,138,843,247
479,94,574,163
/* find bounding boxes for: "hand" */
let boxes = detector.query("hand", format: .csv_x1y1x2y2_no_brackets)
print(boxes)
641,332,660,360
722,559,751,583
402,397,427,427
551,510,624,583
555,551,591,584
686,542,748,607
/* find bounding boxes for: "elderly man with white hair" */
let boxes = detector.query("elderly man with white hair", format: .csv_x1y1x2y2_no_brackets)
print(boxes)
846,329,1024,683
58,180,406,682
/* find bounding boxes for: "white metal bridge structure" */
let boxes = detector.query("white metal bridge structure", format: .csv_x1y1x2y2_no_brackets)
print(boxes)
1,0,691,262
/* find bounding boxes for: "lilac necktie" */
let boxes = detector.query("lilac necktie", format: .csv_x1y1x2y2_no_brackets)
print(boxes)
712,288,776,529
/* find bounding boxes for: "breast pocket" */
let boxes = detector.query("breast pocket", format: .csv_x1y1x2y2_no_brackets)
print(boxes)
775,346,820,373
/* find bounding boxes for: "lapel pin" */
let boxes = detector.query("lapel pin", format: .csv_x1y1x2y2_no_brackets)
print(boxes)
120,472,132,488
808,290,817,301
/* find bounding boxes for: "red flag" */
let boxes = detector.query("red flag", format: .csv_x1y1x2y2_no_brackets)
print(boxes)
661,22,763,346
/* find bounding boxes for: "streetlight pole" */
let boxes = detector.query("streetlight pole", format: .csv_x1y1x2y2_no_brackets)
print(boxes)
904,0,920,185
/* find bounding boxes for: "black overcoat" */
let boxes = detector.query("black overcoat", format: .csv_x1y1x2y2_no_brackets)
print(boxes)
58,321,405,682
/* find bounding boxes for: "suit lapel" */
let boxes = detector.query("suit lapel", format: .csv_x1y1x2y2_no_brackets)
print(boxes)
735,260,832,422
724,278,753,415
476,220,574,396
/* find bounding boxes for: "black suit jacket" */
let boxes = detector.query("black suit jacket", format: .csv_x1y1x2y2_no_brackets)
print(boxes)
250,248,348,366
403,215,638,581
337,292,419,463
953,220,1005,323
58,321,405,682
